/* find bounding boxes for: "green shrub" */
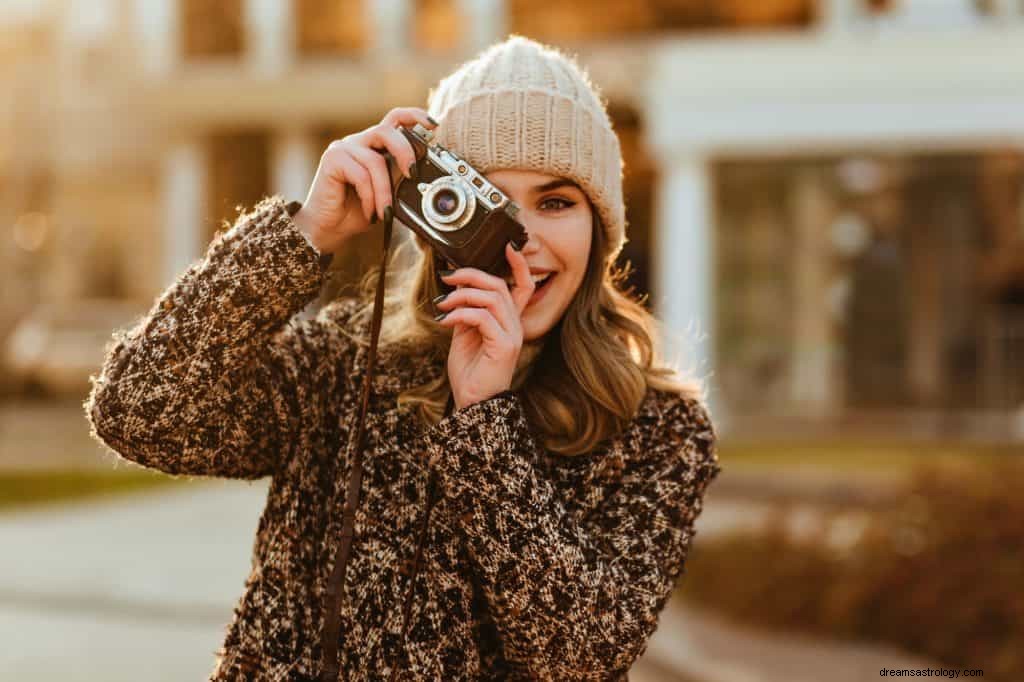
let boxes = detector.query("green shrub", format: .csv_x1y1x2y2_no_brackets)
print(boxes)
0,470,183,512
682,458,1024,682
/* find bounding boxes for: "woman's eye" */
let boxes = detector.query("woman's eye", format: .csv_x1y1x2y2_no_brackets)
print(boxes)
540,197,575,211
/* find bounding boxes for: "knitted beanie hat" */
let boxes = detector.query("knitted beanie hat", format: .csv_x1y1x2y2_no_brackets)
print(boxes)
425,35,627,265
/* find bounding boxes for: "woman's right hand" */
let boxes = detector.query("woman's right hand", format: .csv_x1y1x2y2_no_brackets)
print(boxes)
292,107,438,255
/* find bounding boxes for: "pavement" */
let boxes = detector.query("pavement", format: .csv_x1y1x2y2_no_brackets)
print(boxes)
0,475,946,682
0,481,262,681
644,600,941,682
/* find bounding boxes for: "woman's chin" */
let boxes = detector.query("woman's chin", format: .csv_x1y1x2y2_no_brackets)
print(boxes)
521,309,555,343
521,317,543,344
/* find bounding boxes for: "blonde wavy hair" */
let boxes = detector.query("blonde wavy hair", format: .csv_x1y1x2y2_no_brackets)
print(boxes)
336,206,705,456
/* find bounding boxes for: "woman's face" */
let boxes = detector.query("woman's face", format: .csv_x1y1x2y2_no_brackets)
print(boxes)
484,168,594,343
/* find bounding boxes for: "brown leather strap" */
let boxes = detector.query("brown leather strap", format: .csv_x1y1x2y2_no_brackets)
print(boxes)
319,208,395,681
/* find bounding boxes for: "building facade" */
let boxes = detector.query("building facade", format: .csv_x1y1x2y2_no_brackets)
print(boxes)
2,0,1023,438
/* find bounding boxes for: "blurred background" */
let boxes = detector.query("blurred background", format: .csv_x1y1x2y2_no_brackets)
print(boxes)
1,0,1022,680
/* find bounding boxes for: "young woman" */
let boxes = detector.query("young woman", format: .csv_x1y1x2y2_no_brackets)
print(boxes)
85,36,721,681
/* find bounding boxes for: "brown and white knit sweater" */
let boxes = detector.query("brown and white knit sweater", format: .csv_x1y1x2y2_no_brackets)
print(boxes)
84,195,722,681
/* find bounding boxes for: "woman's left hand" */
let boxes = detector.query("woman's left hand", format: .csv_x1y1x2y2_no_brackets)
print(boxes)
435,243,537,411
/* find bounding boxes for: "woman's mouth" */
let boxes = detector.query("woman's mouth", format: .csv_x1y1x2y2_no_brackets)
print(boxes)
528,272,555,305
503,272,557,304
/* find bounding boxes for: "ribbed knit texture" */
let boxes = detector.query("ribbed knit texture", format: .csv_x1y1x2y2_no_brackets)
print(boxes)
426,35,627,265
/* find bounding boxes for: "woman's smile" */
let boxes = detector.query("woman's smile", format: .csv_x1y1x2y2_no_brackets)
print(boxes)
527,271,556,306
504,270,557,306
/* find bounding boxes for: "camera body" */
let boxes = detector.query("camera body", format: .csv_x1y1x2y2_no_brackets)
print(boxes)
384,123,529,280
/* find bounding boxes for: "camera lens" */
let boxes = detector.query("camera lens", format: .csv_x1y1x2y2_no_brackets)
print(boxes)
421,177,475,231
433,189,459,216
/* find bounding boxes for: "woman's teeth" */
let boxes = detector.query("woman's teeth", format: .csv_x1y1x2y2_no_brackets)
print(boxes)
506,273,553,287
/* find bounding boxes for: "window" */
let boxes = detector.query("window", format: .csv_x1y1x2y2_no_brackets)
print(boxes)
295,0,368,56
713,151,1023,413
181,0,244,59
207,130,271,243
412,0,464,54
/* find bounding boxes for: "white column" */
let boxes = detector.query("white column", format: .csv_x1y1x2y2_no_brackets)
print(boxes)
653,153,719,417
790,168,838,413
817,0,862,35
876,0,985,31
64,0,117,47
458,0,506,52
244,0,294,75
370,0,412,57
133,0,178,76
271,128,317,203
163,138,206,288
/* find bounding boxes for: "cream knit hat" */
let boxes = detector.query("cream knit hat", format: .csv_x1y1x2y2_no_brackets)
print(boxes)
425,35,627,265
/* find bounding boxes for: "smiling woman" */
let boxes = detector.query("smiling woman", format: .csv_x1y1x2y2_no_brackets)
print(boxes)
86,35,721,682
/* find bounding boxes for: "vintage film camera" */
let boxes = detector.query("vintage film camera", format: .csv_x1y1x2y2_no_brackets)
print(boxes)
382,123,530,282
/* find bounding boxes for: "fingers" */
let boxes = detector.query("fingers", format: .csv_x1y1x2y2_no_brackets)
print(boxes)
367,125,417,183
335,107,438,222
504,243,536,313
435,286,517,336
304,108,438,237
323,144,375,223
438,266,523,337
435,307,510,348
381,107,438,132
347,143,392,223
378,108,438,167
440,267,507,294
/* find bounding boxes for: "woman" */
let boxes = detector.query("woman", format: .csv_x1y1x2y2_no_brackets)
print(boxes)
85,36,721,681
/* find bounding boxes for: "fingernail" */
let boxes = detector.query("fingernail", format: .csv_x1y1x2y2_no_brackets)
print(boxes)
439,269,455,278
428,116,439,126
433,311,448,322
431,293,447,305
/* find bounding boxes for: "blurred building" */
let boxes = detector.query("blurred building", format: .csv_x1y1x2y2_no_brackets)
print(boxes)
1,0,1023,439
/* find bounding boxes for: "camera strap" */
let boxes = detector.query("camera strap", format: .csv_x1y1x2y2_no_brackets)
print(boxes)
318,208,456,681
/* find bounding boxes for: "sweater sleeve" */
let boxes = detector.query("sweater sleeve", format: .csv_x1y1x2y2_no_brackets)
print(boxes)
418,389,721,679
84,195,341,480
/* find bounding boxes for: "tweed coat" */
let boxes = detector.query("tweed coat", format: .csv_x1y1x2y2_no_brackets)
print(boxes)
84,195,722,681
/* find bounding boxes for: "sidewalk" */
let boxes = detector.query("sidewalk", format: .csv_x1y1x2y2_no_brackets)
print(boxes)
0,477,944,681
0,480,265,681
645,600,942,682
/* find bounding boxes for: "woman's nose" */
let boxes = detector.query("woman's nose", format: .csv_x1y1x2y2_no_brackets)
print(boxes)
518,227,541,255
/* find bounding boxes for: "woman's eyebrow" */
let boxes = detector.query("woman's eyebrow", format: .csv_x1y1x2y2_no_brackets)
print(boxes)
531,178,581,193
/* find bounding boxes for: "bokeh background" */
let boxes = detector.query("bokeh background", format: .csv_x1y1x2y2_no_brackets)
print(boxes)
1,1,1022,680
